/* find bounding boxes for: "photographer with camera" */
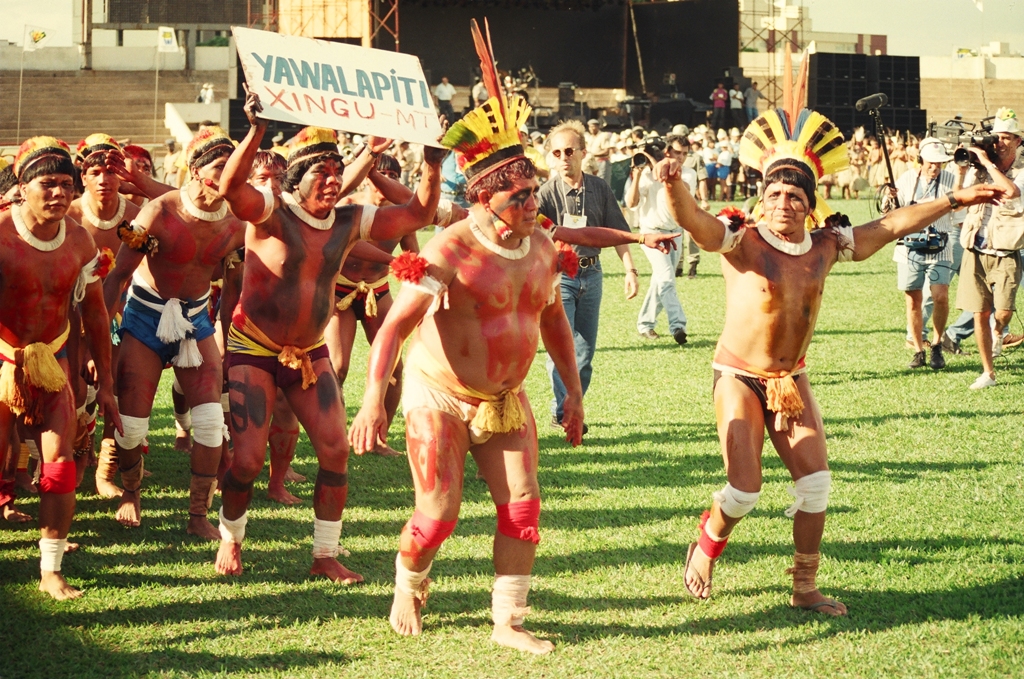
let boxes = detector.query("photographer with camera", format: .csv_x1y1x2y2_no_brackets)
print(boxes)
954,108,1024,389
891,138,961,370
625,138,696,345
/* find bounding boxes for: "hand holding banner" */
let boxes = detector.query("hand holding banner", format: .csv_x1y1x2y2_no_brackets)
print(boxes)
232,27,445,147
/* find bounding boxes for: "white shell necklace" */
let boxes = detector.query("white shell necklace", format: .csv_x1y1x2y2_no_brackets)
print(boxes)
82,194,126,231
282,192,335,230
11,204,66,252
179,186,228,222
757,223,812,256
469,215,530,260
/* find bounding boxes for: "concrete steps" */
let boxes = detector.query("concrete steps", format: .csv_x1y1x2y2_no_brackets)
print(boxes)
921,78,1024,130
0,71,229,146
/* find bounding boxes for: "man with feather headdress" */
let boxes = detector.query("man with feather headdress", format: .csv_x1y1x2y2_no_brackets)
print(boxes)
657,106,1004,615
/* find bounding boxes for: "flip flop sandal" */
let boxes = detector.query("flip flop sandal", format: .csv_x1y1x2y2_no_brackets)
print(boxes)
797,598,843,614
683,542,712,600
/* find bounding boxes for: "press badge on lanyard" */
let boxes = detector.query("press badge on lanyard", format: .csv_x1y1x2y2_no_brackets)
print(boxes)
562,213,587,228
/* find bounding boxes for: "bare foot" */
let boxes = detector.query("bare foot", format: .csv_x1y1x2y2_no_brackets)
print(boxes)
2,503,32,523
389,584,429,636
310,557,363,585
684,542,714,600
267,484,303,505
64,542,80,553
174,430,193,453
39,571,83,600
16,471,37,494
115,489,141,527
215,540,243,576
371,443,403,457
792,590,847,616
187,515,221,541
283,466,306,483
94,474,121,499
491,624,555,655
143,468,153,478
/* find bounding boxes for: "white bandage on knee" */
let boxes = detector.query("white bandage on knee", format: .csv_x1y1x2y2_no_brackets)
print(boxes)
312,518,351,558
218,507,248,544
785,470,831,517
191,402,226,447
114,414,150,450
76,404,86,419
492,574,532,627
713,483,761,519
394,553,431,598
174,408,192,433
86,384,98,406
221,392,230,413
39,537,67,573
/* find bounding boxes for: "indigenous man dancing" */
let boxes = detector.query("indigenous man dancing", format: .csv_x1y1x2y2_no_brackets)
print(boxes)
659,109,1001,615
350,21,582,654
0,137,120,598
67,134,142,498
326,153,420,458
103,126,246,539
214,90,442,584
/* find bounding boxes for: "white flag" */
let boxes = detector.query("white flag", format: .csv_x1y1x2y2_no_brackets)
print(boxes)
157,26,179,53
23,25,49,52
973,0,983,11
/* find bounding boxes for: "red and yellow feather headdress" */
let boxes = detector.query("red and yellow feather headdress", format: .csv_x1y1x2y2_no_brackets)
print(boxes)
75,133,121,165
441,19,532,186
185,126,235,170
287,127,341,168
14,136,72,180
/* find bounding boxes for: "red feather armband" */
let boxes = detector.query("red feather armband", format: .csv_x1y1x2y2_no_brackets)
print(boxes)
95,247,116,279
556,241,579,278
390,251,430,284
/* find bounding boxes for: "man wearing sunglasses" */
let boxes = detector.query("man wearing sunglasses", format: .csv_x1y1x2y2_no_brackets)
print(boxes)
538,120,639,433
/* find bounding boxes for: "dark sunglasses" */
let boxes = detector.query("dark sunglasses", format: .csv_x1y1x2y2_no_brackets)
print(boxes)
550,147,578,159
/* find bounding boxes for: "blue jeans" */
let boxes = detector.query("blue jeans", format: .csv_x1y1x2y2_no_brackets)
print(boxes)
547,264,603,422
637,234,686,334
746,107,758,123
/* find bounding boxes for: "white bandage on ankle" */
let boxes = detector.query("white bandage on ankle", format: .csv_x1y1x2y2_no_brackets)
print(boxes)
714,483,761,519
39,537,66,573
312,518,350,558
785,470,831,517
394,553,431,597
492,574,532,627
114,414,150,450
218,507,248,544
191,402,226,447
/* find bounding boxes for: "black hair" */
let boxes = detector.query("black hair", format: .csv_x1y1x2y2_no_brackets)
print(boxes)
284,152,343,192
763,165,817,212
0,166,16,196
665,134,690,148
19,154,76,185
375,153,401,176
464,156,536,204
191,145,232,173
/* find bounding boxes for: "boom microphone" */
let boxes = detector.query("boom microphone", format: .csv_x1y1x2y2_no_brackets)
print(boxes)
855,93,889,112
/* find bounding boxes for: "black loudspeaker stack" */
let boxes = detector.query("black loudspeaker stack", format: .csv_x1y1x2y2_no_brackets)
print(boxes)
807,53,927,136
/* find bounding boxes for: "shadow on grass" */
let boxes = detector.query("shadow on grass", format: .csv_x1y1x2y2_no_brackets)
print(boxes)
594,338,717,352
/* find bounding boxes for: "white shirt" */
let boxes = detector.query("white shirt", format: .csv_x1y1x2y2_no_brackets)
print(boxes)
635,166,697,233
434,82,457,101
729,89,744,109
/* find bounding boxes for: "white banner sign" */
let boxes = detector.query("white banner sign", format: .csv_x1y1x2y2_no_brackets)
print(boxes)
23,25,49,52
157,26,179,53
232,27,444,147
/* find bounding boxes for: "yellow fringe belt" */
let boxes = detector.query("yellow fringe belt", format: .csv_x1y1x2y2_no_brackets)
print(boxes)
227,317,326,390
0,324,71,425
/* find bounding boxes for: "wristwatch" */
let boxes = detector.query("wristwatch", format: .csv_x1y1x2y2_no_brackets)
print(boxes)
946,191,961,210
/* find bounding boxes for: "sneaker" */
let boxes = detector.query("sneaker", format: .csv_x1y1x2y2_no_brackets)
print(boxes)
969,372,997,390
687,262,698,279
675,266,684,278
639,329,660,340
940,333,963,355
992,333,1003,358
929,344,945,370
908,350,927,369
672,328,688,345
1003,333,1024,349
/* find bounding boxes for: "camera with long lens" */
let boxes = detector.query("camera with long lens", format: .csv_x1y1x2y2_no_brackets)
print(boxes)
631,138,667,168
928,116,999,169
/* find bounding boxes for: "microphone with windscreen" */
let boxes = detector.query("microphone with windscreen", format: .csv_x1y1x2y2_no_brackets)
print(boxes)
855,93,889,112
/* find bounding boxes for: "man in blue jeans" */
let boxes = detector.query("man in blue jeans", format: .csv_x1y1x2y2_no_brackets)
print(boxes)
538,120,639,431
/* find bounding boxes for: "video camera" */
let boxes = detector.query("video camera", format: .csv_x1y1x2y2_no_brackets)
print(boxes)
631,138,667,168
928,115,999,169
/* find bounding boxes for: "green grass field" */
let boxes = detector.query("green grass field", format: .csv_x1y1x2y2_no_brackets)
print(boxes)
2,199,1024,678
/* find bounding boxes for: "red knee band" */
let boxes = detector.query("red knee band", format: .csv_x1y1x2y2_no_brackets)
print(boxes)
0,479,15,506
407,509,457,550
697,510,728,559
39,460,76,495
496,499,541,544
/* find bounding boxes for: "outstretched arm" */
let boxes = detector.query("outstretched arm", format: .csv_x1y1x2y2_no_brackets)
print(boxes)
550,225,676,252
368,165,464,227
851,183,1004,261
348,240,395,266
656,158,728,251
539,294,583,446
219,87,272,223
364,146,445,242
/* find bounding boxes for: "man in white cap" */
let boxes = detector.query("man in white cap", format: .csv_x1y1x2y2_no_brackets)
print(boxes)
955,108,1024,389
891,137,961,370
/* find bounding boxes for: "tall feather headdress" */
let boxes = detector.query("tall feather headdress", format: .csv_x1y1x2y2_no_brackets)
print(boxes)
441,19,532,187
740,108,849,228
